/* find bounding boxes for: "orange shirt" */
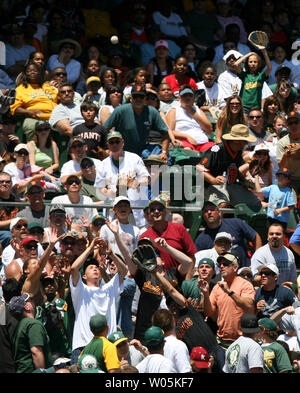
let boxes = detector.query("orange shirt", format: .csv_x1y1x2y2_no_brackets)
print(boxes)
209,276,255,341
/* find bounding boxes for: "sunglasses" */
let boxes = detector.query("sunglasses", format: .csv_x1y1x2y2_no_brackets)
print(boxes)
218,259,233,267
260,270,275,276
150,206,165,212
280,87,290,92
108,139,121,145
0,180,11,184
249,115,262,119
81,161,94,169
36,127,50,132
230,102,240,106
15,223,28,229
60,89,74,95
55,72,67,76
16,151,29,156
203,206,218,213
24,243,38,249
67,179,81,185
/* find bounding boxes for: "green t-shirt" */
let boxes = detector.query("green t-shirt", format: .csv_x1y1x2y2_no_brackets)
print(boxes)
239,71,267,110
104,104,168,155
13,318,52,373
261,341,293,373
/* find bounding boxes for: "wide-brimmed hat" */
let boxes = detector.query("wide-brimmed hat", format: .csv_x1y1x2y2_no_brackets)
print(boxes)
56,38,82,58
223,124,257,142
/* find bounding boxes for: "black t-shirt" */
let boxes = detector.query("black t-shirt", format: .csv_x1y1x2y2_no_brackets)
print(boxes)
175,303,218,355
0,305,19,373
133,267,184,343
198,142,244,186
255,284,297,319
72,123,107,157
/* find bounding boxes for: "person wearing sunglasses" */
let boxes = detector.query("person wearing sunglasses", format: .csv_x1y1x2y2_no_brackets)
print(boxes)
52,173,98,231
254,263,297,320
276,111,300,196
79,157,106,204
59,136,102,186
199,251,256,369
251,223,297,286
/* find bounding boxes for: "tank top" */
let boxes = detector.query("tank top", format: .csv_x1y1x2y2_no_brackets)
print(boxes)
175,106,209,144
32,141,53,169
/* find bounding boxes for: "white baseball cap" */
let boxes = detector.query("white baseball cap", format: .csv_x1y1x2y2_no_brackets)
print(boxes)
254,143,269,152
215,232,233,243
112,196,131,208
10,217,28,231
223,49,243,62
258,263,279,276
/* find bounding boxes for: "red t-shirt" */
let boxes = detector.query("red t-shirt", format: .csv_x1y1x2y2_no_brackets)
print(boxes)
164,74,198,97
139,222,197,270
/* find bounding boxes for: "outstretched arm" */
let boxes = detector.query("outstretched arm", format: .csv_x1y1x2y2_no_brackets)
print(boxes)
150,269,186,308
71,237,99,286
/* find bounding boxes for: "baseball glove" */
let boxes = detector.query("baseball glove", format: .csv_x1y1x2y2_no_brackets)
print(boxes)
249,158,263,177
285,143,300,159
132,244,157,272
248,31,269,50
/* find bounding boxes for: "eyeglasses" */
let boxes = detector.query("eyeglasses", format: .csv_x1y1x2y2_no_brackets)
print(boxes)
59,89,74,95
66,179,81,186
0,180,11,184
15,223,28,230
218,259,232,267
24,243,38,250
108,139,121,145
55,72,67,76
260,270,275,277
150,206,165,212
81,161,94,169
36,127,50,132
280,87,290,92
16,151,29,156
93,220,105,227
203,206,218,213
249,115,262,119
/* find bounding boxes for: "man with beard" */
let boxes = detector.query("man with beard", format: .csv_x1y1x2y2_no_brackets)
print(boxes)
251,223,297,286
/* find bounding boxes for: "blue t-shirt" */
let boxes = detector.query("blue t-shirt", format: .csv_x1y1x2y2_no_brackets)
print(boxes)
195,218,257,268
290,224,300,245
262,184,296,223
255,284,297,319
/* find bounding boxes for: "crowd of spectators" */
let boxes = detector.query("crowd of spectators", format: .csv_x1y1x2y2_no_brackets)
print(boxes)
0,0,300,375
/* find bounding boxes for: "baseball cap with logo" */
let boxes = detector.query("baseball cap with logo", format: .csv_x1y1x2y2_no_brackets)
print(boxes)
78,354,101,373
108,331,128,346
258,317,277,332
155,40,168,50
198,258,215,270
8,293,30,315
287,111,300,121
215,232,233,243
107,131,123,141
20,235,38,248
276,168,291,178
240,313,261,333
131,84,147,96
144,326,165,347
190,346,210,368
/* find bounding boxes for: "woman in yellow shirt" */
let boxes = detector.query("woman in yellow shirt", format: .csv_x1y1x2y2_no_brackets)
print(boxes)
10,62,58,141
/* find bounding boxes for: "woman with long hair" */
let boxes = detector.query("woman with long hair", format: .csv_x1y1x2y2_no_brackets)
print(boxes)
146,40,174,88
98,67,119,106
99,85,123,124
27,121,59,176
215,95,247,144
262,95,281,134
274,80,296,115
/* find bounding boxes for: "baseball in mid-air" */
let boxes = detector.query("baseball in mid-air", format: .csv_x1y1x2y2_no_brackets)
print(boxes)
111,35,119,45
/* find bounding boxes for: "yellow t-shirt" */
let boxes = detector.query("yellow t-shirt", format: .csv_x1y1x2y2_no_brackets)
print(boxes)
10,82,58,120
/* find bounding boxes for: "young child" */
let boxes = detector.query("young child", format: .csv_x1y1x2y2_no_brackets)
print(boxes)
83,76,102,108
234,48,272,114
72,101,109,160
255,167,296,230
258,317,293,373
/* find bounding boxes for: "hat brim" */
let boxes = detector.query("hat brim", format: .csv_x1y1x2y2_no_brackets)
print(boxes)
241,327,261,334
222,133,257,142
56,39,82,58
193,360,210,368
114,337,128,346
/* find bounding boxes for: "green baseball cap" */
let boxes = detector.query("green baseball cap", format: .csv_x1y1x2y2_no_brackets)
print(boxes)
107,131,123,141
89,314,107,333
258,318,277,332
108,331,128,346
144,326,165,347
198,258,215,270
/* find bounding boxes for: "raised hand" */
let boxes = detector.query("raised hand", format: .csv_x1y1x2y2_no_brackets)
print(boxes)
198,278,209,293
105,218,119,235
155,237,168,249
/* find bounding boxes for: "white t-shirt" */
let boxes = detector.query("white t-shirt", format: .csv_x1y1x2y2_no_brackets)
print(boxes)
223,336,264,373
60,158,102,180
70,273,124,350
136,354,176,373
163,335,192,373
152,11,187,38
94,152,149,228
49,103,84,131
174,105,209,144
196,81,226,109
51,194,98,225
100,220,140,255
279,308,300,350
251,244,297,285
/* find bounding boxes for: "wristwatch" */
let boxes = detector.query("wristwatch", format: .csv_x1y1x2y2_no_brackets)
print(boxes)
228,291,235,297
